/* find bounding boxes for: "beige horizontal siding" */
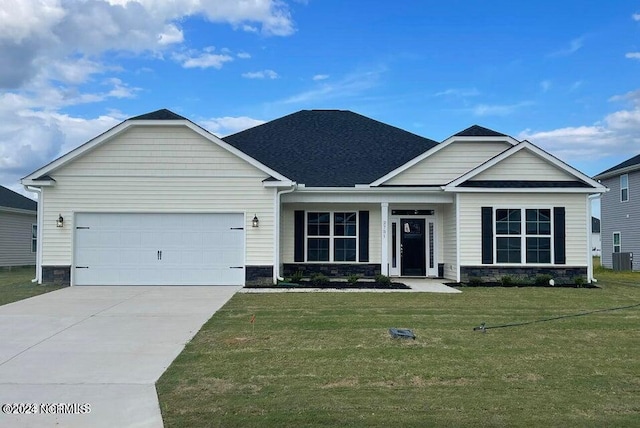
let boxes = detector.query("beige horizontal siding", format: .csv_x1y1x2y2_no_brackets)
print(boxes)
458,193,589,266
0,211,37,266
281,203,382,264
385,141,510,185
41,125,275,267
441,200,458,280
473,149,576,181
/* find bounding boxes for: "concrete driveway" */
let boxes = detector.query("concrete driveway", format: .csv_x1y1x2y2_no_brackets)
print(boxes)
0,285,240,428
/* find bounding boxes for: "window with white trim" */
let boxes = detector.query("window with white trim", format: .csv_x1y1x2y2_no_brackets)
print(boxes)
306,212,357,262
613,232,621,253
31,224,37,253
621,174,629,202
495,208,552,264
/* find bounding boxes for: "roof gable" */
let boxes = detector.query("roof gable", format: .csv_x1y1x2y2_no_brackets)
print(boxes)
222,110,438,187
445,141,607,193
0,186,37,211
381,140,512,186
22,110,291,185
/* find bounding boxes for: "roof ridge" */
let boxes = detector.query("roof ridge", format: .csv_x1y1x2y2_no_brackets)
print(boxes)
128,109,189,121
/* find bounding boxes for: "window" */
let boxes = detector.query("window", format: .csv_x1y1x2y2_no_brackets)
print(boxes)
31,224,37,253
613,232,621,253
621,174,629,202
495,208,552,264
496,209,521,263
306,212,357,262
525,209,551,263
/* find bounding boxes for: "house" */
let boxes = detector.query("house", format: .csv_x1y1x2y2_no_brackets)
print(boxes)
0,185,37,267
21,109,606,286
591,217,601,257
594,154,640,271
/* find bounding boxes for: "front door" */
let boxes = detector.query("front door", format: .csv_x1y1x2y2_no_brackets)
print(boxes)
389,216,437,277
401,218,426,276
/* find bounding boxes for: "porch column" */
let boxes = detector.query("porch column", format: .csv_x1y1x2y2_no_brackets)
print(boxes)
381,202,389,275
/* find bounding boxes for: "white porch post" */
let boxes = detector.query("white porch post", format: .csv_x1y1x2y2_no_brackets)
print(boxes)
381,202,389,275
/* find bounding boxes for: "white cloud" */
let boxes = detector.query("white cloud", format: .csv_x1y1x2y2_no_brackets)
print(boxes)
280,67,386,105
312,74,329,81
625,52,640,59
183,53,233,69
237,52,251,59
435,88,480,98
158,23,184,45
0,0,295,88
549,37,584,57
519,101,640,162
200,116,265,137
472,101,533,116
242,69,279,79
633,13,640,21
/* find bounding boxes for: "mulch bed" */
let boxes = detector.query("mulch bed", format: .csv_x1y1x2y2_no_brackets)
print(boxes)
245,282,411,289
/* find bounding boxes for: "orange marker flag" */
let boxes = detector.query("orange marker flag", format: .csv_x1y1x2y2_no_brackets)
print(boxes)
250,314,256,324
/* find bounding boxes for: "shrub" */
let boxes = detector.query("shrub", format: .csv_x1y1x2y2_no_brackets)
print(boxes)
290,270,304,284
310,273,329,286
501,276,514,286
374,274,392,286
347,274,360,285
535,274,554,286
468,277,483,287
574,276,585,287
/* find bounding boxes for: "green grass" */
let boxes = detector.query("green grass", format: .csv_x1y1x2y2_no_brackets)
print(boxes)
0,266,63,306
157,263,640,427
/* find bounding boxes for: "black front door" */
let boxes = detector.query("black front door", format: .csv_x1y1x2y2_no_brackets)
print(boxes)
401,219,426,276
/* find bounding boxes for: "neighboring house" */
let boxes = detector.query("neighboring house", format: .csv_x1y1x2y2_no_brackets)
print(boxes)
21,109,606,286
594,154,640,271
591,217,601,257
0,185,37,267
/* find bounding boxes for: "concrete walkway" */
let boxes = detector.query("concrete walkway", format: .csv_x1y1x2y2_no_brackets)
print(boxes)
0,285,240,428
239,278,462,294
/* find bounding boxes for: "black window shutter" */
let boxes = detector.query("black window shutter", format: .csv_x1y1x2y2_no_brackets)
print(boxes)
359,211,369,262
481,207,493,264
554,207,566,264
294,210,305,262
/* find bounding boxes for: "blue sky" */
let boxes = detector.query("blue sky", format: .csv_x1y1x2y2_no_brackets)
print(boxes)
1,1,639,216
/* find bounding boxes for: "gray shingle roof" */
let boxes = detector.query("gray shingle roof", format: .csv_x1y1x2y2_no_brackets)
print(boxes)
0,186,37,211
454,125,507,137
595,153,640,177
222,110,439,187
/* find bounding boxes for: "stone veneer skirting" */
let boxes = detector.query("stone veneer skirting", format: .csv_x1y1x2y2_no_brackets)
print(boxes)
283,263,382,278
42,265,274,286
245,265,274,286
42,265,71,286
460,266,588,284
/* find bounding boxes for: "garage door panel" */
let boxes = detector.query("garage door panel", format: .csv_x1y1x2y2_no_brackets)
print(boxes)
74,213,245,286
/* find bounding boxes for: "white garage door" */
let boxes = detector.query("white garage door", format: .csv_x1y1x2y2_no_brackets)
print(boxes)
74,213,245,285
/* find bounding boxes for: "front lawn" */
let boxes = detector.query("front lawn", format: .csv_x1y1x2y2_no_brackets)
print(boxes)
157,266,640,427
0,266,63,306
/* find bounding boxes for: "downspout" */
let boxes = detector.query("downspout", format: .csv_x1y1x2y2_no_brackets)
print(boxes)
273,183,297,283
588,193,600,283
24,185,43,284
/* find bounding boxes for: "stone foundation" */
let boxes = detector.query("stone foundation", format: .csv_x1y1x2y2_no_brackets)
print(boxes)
460,266,588,284
245,265,274,286
283,263,382,278
42,266,71,286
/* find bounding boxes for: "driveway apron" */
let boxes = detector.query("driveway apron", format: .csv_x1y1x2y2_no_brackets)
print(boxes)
0,285,239,427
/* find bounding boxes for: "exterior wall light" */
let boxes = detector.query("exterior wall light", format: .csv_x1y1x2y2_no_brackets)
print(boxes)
252,214,259,228
56,214,64,228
